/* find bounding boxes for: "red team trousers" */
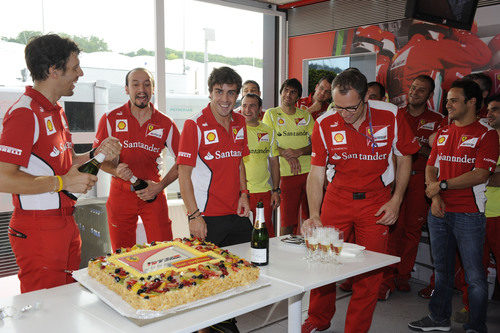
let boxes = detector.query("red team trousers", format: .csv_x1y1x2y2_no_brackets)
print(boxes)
106,179,172,250
8,208,81,293
384,172,429,285
280,173,309,229
307,187,390,333
248,191,275,237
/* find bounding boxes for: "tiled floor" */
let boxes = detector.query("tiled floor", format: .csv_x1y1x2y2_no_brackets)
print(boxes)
237,279,500,333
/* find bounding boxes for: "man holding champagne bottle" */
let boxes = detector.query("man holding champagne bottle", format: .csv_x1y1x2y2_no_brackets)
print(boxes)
94,68,180,250
0,34,121,293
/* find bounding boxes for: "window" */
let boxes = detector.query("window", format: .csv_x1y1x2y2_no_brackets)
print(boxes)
65,102,95,132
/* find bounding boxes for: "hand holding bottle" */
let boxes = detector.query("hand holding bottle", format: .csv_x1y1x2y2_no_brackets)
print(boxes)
60,163,98,195
132,177,159,203
116,163,133,181
95,137,122,161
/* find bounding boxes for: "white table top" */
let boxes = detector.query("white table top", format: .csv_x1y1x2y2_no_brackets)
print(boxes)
0,276,301,333
0,238,399,332
226,237,400,290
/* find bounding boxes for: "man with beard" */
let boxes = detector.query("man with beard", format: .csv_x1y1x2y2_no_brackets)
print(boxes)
297,74,334,120
0,34,121,293
380,75,444,300
94,68,180,250
263,78,314,235
409,80,498,333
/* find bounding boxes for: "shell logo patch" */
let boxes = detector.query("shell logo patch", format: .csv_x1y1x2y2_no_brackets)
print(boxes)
126,256,139,262
437,135,448,146
277,117,285,126
116,119,128,132
45,116,56,136
257,133,269,142
204,129,219,145
331,131,347,145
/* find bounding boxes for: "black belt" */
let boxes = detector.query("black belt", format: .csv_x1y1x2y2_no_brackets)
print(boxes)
353,192,366,200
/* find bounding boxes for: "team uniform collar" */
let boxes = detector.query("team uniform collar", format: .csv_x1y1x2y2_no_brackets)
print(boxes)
125,101,158,119
203,103,236,127
24,86,62,113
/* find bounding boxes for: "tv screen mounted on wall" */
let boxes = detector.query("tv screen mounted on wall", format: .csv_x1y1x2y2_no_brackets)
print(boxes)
405,0,478,30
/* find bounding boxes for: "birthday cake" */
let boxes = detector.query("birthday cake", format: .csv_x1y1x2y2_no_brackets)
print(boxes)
87,238,259,311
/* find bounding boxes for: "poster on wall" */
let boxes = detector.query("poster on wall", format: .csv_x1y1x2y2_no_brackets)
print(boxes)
329,16,498,114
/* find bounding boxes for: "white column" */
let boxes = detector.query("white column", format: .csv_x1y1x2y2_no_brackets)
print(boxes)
94,80,111,198
155,0,166,113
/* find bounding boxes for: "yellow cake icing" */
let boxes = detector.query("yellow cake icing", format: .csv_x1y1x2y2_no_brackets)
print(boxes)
87,238,260,311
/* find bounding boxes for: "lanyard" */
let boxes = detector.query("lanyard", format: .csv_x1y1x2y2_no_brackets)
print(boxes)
345,104,378,153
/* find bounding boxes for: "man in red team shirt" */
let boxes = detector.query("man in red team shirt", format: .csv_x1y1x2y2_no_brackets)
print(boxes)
297,74,334,120
94,68,180,250
409,80,498,333
380,75,444,299
0,35,121,293
302,68,419,333
177,67,252,247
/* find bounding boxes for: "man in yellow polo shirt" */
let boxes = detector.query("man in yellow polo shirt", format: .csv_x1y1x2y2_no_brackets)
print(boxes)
263,78,314,235
242,93,280,237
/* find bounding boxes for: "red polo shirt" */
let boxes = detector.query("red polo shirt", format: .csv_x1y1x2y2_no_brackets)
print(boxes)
398,106,444,172
0,86,74,210
428,121,499,212
177,104,249,216
94,102,180,182
297,94,330,120
311,100,420,193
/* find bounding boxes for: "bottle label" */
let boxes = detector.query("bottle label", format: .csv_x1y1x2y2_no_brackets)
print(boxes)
251,248,267,263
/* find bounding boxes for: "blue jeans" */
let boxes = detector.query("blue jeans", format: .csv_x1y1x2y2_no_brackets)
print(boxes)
428,211,488,333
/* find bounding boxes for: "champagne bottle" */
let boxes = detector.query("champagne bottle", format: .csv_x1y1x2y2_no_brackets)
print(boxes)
129,175,156,203
62,152,105,200
251,201,269,266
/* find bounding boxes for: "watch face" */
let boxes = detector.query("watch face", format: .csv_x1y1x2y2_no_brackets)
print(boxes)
440,181,447,190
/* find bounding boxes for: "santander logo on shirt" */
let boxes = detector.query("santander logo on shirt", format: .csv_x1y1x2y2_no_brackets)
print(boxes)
204,150,242,161
438,154,476,164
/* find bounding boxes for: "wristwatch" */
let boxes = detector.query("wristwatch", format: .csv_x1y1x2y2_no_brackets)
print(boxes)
271,187,281,194
439,180,448,191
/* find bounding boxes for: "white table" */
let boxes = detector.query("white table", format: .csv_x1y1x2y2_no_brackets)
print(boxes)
226,237,400,332
227,237,401,290
0,238,399,333
0,277,302,333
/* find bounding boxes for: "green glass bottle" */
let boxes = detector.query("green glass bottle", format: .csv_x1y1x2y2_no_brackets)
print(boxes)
251,201,269,266
63,153,105,200
129,175,156,203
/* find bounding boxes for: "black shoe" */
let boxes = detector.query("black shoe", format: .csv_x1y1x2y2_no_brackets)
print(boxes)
408,315,451,332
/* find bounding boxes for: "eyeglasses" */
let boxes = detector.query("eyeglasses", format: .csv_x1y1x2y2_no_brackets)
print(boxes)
333,100,363,113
